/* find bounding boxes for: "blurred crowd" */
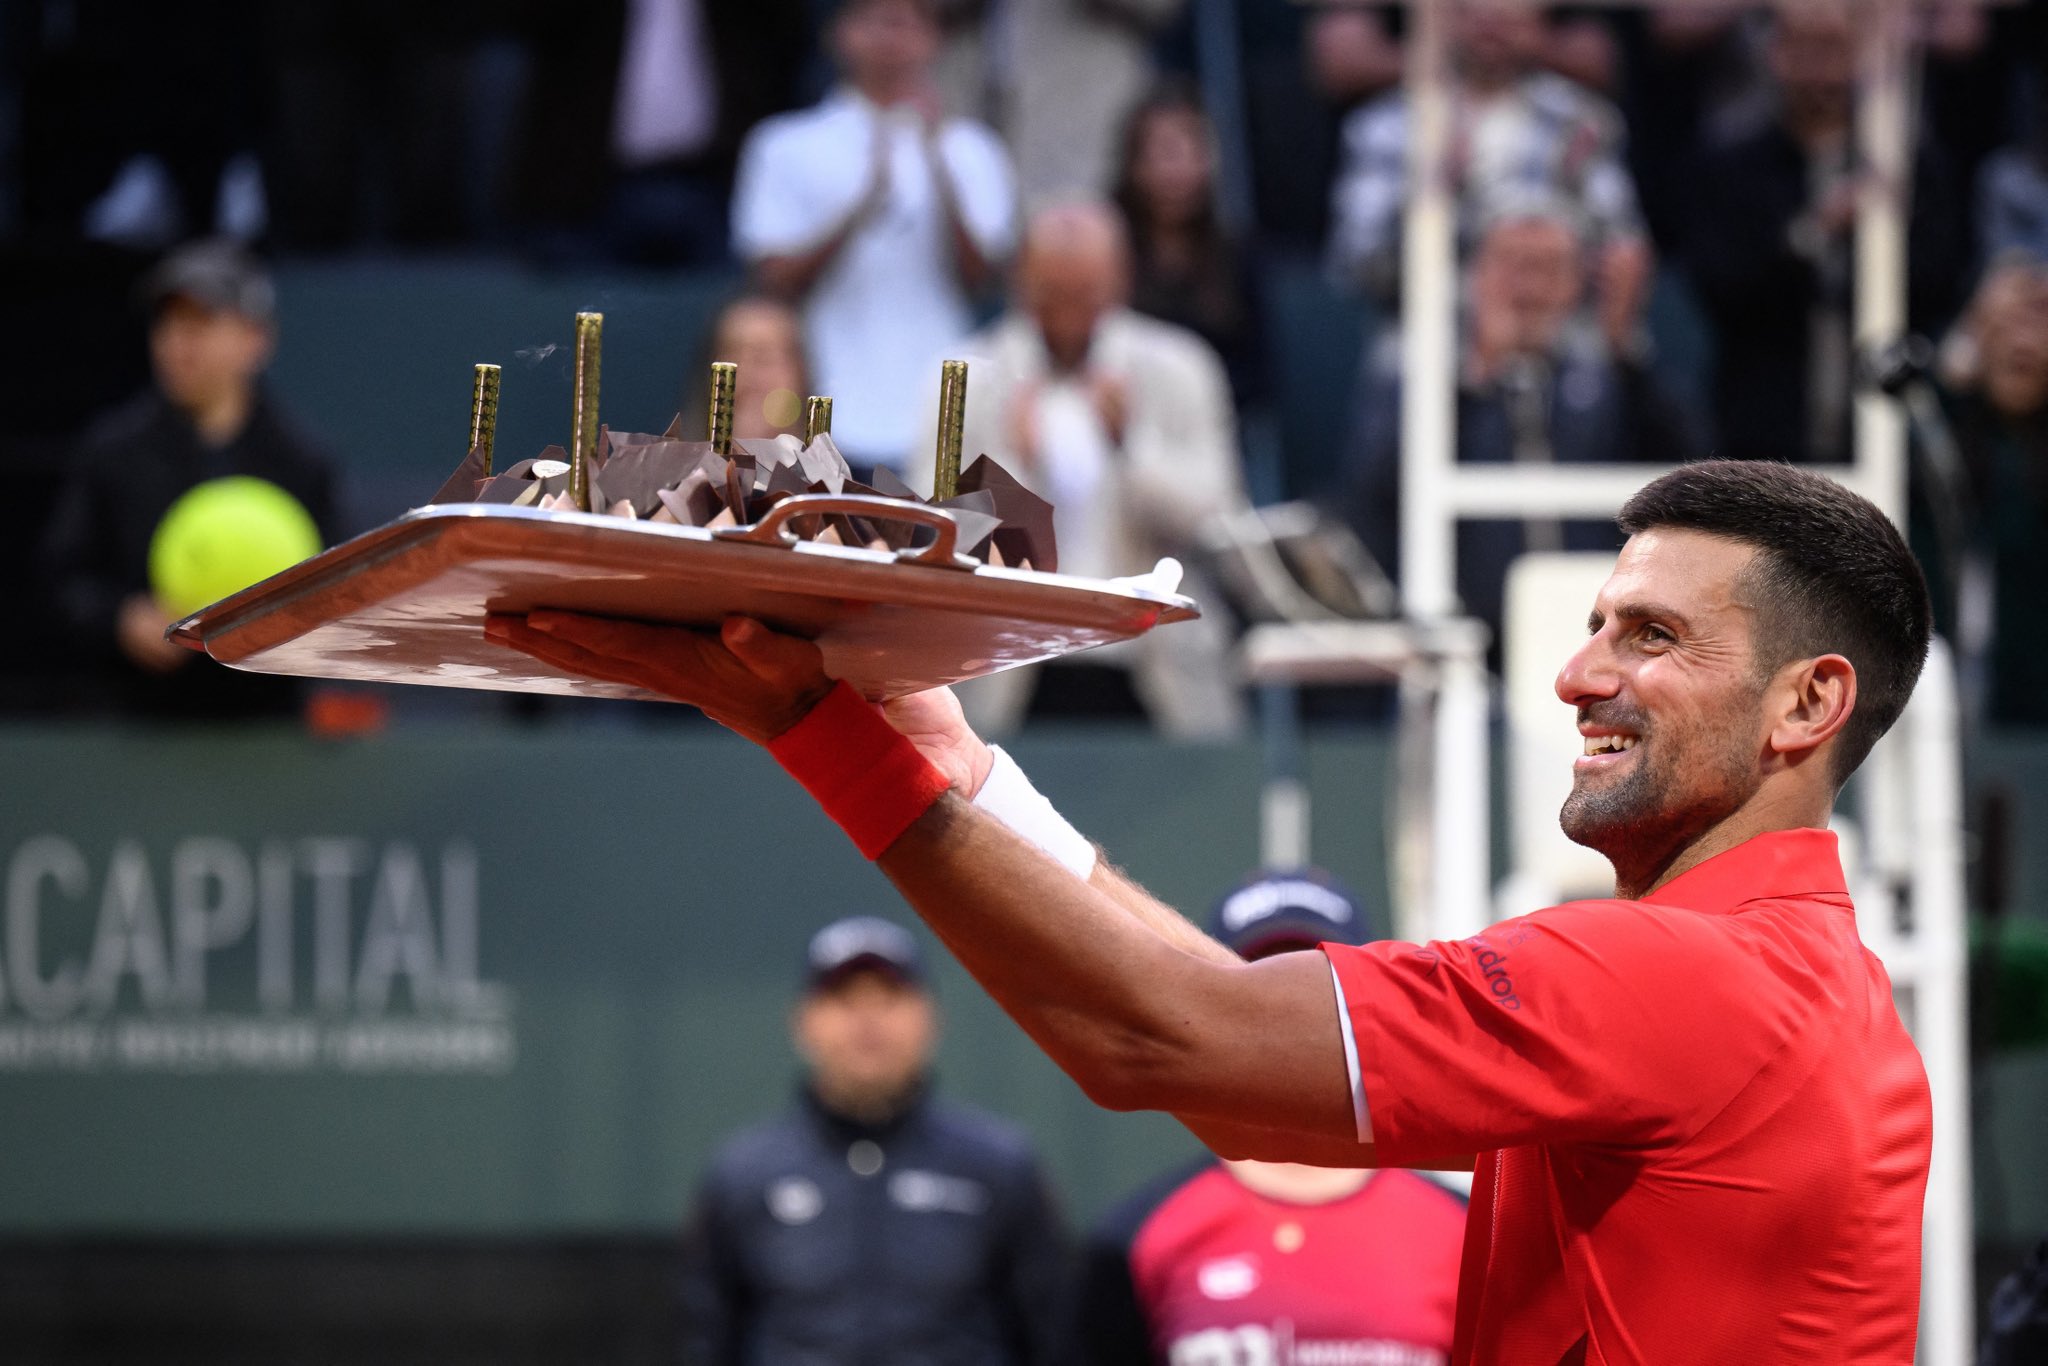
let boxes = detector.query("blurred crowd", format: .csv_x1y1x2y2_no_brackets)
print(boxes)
4,0,2047,729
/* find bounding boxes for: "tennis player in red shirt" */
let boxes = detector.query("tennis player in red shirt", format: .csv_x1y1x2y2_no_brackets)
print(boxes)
489,460,1935,1364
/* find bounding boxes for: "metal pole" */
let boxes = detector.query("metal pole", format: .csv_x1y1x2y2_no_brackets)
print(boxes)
1398,0,1459,619
1852,0,1912,527
1258,684,1309,870
1906,639,1976,1366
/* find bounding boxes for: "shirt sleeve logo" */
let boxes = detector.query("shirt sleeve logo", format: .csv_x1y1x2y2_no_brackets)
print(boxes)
1463,933,1523,1011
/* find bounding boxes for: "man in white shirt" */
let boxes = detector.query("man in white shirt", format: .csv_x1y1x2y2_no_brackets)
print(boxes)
732,0,1018,476
914,201,1246,738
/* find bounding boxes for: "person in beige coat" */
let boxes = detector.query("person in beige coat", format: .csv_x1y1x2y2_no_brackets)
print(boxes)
914,200,1247,737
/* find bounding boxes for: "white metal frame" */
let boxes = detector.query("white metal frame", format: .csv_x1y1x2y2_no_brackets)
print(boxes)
1245,2,1977,1357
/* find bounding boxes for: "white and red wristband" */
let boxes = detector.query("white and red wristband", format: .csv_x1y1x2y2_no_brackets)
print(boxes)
767,682,1096,879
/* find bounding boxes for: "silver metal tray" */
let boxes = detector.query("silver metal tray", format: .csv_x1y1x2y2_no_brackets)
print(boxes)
166,497,1199,702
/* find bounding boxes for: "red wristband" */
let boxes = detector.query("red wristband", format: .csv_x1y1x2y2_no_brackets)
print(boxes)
768,681,952,859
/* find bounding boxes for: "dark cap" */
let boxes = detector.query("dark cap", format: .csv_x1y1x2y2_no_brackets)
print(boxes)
1208,870,1367,961
804,916,925,992
142,238,275,323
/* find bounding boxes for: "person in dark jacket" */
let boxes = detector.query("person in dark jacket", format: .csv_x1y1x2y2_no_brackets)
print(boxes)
41,238,338,720
679,915,1067,1366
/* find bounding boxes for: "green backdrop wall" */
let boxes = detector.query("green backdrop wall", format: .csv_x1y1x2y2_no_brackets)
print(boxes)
2,723,2044,1243
0,724,1397,1235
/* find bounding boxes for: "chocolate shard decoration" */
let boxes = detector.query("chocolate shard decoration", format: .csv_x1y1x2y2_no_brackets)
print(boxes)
418,315,1061,570
600,438,704,518
473,453,553,504
956,454,1057,573
427,447,490,505
929,491,1003,558
762,458,810,502
866,466,920,501
796,432,853,492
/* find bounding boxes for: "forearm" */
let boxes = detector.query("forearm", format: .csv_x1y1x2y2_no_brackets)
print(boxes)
1088,857,1241,967
878,794,1351,1138
927,147,999,292
880,793,1221,1106
754,203,869,298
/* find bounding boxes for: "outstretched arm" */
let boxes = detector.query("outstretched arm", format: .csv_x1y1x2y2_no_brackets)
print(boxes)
486,610,1370,1157
877,789,1357,1136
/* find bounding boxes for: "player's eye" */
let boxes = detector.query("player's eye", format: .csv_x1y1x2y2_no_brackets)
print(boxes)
1639,624,1674,645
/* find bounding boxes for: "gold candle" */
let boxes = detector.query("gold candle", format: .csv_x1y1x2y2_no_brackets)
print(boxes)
933,359,968,500
469,363,501,475
709,361,737,456
803,395,834,444
570,312,602,510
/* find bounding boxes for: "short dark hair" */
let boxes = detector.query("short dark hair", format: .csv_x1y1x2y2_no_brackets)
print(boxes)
1616,460,1931,784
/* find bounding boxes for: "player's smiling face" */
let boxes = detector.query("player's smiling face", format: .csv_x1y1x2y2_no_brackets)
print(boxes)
1554,529,1773,886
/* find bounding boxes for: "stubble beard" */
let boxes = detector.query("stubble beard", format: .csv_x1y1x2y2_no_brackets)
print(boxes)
1560,705,1764,898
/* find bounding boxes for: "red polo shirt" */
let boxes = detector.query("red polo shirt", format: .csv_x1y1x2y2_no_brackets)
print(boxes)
1322,828,1931,1365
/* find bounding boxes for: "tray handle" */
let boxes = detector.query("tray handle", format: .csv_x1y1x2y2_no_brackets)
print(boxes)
716,494,978,570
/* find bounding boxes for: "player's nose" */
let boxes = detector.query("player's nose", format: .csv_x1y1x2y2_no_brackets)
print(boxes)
1555,631,1620,708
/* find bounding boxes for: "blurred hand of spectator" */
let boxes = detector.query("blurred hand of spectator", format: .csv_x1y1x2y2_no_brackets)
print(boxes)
117,594,190,674
1595,235,1654,354
1090,373,1130,445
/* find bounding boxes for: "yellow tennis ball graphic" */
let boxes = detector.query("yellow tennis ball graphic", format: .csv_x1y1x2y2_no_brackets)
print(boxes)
149,476,323,617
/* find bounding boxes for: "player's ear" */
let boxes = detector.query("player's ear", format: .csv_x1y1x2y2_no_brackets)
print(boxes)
1767,654,1856,762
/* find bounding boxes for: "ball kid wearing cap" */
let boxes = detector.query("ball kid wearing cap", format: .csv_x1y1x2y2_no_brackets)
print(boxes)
1071,873,1465,1366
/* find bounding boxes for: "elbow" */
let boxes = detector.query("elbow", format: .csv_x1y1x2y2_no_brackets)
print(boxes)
1065,1019,1207,1116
